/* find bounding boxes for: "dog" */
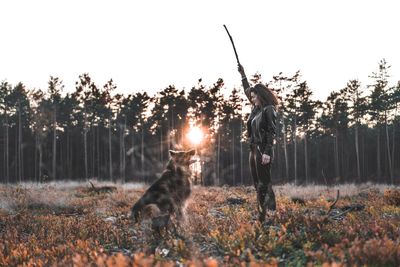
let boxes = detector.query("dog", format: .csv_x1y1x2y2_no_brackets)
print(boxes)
131,149,196,231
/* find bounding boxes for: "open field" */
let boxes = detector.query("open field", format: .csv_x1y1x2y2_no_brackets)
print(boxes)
0,182,399,266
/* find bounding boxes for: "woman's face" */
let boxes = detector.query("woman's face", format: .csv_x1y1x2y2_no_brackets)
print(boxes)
251,91,261,107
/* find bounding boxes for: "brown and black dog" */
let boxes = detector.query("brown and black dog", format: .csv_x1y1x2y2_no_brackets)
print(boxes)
131,149,196,231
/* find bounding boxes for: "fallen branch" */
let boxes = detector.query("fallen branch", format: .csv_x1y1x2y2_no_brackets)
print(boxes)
324,190,365,221
327,189,340,216
331,204,365,219
88,181,117,194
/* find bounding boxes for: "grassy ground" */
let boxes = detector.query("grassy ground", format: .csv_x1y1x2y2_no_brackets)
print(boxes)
0,181,399,266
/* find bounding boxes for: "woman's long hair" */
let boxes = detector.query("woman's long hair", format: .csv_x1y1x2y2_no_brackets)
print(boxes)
251,83,280,110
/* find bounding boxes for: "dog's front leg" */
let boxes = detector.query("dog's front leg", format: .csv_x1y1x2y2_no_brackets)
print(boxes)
151,214,170,236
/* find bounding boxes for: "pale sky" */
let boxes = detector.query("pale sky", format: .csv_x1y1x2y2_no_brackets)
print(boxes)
1,0,399,101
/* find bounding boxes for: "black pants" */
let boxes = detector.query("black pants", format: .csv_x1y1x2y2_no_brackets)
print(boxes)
249,144,276,219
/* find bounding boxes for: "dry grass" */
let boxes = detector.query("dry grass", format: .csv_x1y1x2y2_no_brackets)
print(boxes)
0,181,399,266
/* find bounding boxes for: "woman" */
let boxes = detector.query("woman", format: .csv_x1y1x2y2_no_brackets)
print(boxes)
238,64,279,223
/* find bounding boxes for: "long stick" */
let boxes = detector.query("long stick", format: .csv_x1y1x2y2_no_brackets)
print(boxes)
223,25,241,65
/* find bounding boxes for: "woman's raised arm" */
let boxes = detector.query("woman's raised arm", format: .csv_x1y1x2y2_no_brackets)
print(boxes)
238,64,251,101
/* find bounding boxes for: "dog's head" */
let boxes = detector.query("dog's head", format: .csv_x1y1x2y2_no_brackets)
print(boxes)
169,149,196,166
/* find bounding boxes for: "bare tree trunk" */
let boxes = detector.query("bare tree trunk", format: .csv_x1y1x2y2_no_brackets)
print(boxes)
362,128,366,181
97,126,100,179
15,135,17,183
34,133,37,183
391,106,396,180
293,120,297,185
377,125,381,182
316,140,321,184
141,126,144,182
334,129,340,182
121,118,126,181
232,127,235,185
124,119,126,180
109,118,113,181
52,108,57,180
213,141,217,185
217,132,221,186
282,119,289,183
385,112,393,184
341,131,346,182
119,124,123,180
92,128,95,179
355,123,361,182
304,132,309,184
84,111,88,180
66,128,70,179
39,140,42,181
18,100,22,183
59,137,63,180
5,115,9,183
240,121,243,185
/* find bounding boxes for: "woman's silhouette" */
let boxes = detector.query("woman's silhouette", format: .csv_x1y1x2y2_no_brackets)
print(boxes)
238,63,279,222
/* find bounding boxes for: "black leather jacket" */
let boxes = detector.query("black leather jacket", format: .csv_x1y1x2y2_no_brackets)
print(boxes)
242,77,277,157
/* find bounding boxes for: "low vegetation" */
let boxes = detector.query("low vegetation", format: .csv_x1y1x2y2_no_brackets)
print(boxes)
0,182,399,266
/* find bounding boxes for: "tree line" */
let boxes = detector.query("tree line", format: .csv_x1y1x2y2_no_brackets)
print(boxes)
0,59,399,185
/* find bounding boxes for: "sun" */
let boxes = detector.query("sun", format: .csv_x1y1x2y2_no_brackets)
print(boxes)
187,126,204,146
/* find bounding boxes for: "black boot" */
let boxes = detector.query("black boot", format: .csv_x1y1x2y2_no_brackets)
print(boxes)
257,189,267,223
265,184,276,211
258,185,276,224
264,190,276,211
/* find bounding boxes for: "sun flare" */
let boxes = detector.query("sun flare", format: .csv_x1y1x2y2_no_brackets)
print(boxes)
187,126,204,146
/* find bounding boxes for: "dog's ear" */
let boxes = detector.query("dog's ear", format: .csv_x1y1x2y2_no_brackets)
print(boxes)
187,149,196,156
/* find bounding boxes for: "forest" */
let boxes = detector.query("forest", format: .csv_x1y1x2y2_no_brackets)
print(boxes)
0,58,399,185
1,59,400,266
